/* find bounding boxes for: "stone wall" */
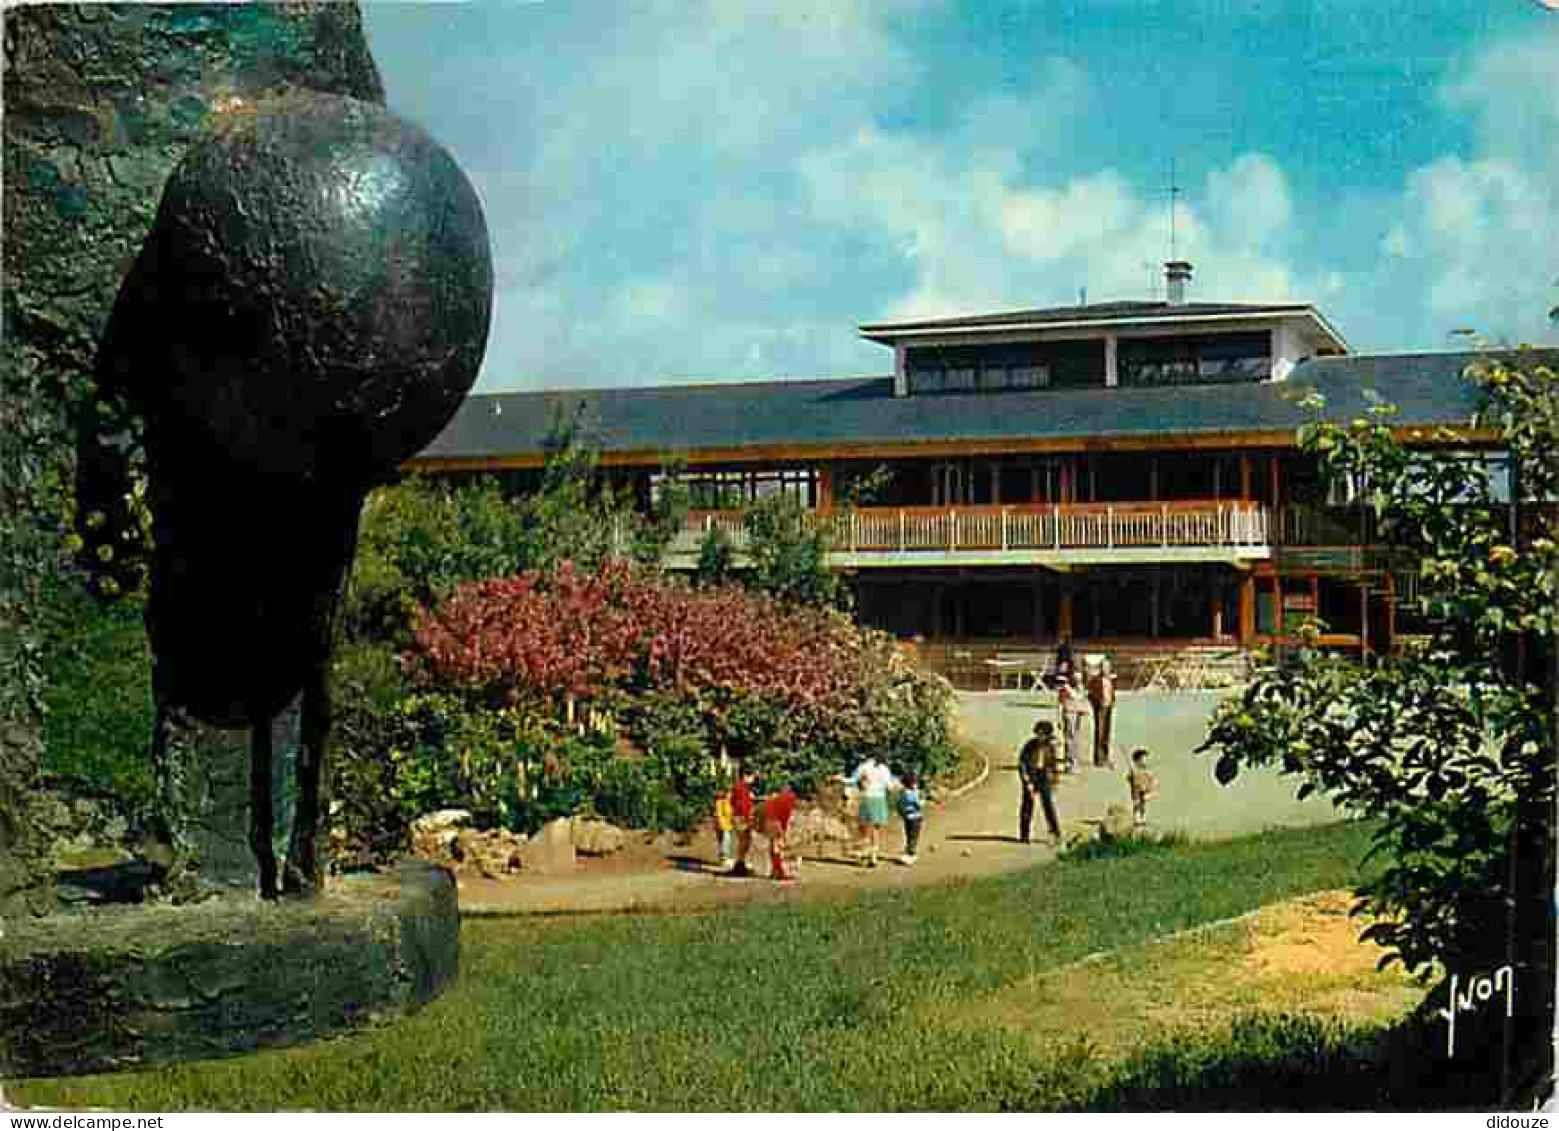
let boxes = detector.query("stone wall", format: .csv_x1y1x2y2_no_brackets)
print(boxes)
0,3,385,919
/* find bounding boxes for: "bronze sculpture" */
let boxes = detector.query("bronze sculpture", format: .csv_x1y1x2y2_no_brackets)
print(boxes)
91,91,492,897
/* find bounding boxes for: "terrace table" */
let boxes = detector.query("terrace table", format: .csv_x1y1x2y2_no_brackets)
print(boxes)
985,655,1049,691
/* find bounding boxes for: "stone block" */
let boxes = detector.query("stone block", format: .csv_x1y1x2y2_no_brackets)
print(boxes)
0,861,458,1079
518,817,575,875
571,817,625,857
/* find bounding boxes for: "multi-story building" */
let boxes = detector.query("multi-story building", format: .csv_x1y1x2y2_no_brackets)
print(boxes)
407,262,1545,673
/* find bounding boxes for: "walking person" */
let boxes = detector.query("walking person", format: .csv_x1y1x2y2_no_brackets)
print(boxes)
1088,658,1117,768
1059,670,1089,773
896,771,925,866
1018,720,1063,845
846,754,897,868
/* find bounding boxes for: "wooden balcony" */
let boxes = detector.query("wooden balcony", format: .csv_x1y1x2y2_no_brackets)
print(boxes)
664,501,1273,569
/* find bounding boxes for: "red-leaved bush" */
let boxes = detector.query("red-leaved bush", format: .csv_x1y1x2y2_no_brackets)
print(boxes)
415,560,853,708
410,560,955,782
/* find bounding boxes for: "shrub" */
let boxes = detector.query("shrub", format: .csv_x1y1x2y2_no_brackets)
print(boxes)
329,639,420,866
38,578,155,815
1062,830,1189,863
412,562,957,800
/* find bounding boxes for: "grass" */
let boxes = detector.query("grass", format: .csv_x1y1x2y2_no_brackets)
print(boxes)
13,819,1432,1111
37,580,155,811
938,737,991,794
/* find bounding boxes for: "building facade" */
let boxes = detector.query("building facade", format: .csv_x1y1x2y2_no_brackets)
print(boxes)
407,265,1543,667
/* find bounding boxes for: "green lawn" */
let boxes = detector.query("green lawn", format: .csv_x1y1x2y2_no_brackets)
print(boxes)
15,820,1425,1111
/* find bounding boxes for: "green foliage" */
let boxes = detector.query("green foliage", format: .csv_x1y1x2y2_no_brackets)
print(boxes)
329,639,419,866
741,491,849,610
343,476,537,644
346,444,687,644
1203,354,1557,975
691,523,736,588
37,578,156,814
1063,830,1190,862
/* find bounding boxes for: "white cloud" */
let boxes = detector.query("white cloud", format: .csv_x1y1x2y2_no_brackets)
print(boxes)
801,101,1318,323
1370,28,1559,346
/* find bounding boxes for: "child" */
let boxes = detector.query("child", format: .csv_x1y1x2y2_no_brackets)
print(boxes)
1127,748,1158,827
896,771,924,865
729,763,756,876
713,781,735,869
763,780,800,881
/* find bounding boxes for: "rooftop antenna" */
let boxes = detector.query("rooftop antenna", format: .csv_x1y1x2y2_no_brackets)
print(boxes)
1168,157,1180,263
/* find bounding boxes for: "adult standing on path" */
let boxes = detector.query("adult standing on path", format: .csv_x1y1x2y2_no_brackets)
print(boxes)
1059,670,1090,773
1088,659,1117,768
1018,720,1063,845
846,754,898,868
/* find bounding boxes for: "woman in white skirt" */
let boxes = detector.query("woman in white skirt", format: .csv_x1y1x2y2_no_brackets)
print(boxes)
846,755,898,868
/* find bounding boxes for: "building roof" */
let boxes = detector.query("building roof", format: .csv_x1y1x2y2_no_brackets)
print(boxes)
410,349,1550,468
858,300,1351,352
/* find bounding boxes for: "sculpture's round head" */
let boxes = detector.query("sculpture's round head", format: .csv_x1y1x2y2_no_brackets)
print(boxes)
106,91,493,486
96,93,494,726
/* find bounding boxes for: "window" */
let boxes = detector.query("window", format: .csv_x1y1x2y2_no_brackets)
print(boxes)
668,468,818,509
904,341,1099,394
1119,331,1271,388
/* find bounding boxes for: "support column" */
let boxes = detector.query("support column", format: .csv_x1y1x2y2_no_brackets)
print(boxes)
1058,578,1074,639
1032,569,1046,642
817,464,835,513
1240,454,1253,501
1273,575,1284,635
1268,455,1281,506
1149,571,1161,638
1238,573,1256,644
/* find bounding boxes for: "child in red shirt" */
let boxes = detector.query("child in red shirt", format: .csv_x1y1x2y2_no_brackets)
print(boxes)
763,782,799,881
729,764,756,877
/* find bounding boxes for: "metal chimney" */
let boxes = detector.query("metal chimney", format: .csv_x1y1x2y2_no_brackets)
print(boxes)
1165,260,1192,305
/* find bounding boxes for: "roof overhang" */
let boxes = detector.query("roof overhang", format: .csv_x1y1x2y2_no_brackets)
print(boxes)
401,422,1493,475
860,308,1351,354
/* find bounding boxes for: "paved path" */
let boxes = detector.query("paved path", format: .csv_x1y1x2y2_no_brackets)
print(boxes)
458,689,1343,916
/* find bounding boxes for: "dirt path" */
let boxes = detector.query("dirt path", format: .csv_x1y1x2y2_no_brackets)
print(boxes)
458,689,1342,916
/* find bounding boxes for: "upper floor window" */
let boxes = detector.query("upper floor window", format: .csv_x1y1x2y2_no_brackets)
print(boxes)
906,340,1102,394
1118,331,1272,387
659,467,818,510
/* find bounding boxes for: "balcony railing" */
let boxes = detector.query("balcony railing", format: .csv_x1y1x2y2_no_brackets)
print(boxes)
670,501,1271,558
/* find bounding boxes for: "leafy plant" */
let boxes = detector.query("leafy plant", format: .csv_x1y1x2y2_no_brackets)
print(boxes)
1200,353,1556,977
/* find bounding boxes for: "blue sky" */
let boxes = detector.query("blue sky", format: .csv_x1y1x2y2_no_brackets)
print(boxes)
363,1,1559,392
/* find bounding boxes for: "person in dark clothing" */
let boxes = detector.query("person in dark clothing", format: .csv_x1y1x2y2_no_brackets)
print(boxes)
1054,635,1075,688
1018,720,1063,845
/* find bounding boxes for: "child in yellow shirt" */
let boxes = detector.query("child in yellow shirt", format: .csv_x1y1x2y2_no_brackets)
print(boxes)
713,792,735,868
